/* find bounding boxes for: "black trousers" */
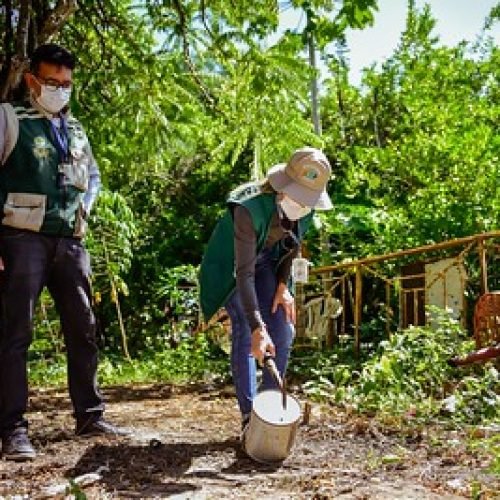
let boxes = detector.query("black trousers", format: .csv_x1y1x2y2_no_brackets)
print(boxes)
0,227,104,434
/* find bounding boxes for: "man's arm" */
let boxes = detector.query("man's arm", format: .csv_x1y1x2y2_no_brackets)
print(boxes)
0,103,19,165
82,143,101,214
0,105,8,163
0,106,6,270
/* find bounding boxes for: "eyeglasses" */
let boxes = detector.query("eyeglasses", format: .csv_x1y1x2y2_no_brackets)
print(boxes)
34,75,72,92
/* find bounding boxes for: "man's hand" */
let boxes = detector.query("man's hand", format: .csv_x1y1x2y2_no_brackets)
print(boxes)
251,326,275,364
272,282,296,324
0,257,4,271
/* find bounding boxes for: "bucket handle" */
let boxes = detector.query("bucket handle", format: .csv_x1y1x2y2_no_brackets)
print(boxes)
263,354,287,410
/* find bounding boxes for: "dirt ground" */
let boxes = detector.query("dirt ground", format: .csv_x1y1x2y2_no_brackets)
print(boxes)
0,384,498,499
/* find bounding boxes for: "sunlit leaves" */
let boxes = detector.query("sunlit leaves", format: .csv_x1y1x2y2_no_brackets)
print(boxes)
320,4,500,257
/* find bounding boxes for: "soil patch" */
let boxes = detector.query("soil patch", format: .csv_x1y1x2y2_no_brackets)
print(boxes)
1,384,498,499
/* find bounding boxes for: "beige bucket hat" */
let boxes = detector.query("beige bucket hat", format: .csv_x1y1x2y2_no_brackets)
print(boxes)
267,147,333,210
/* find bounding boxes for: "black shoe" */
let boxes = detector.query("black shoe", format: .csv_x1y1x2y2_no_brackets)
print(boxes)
75,416,128,437
2,427,36,461
240,414,250,443
241,415,250,432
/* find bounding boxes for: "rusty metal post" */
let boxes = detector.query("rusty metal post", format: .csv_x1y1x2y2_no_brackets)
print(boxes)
354,266,363,356
478,238,488,294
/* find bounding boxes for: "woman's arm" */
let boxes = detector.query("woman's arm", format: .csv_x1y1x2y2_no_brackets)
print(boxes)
233,205,264,332
233,205,275,361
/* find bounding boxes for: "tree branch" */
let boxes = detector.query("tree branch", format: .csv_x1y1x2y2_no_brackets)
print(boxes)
199,0,232,60
0,0,14,87
0,1,28,101
16,0,31,59
38,0,78,44
3,0,14,63
172,0,215,107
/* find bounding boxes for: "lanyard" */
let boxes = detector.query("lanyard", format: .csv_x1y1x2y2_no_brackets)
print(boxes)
276,204,300,251
49,116,70,163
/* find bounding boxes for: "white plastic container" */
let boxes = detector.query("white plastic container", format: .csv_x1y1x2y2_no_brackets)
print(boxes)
292,257,310,283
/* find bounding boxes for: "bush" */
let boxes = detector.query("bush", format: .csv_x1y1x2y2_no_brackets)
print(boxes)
302,308,499,425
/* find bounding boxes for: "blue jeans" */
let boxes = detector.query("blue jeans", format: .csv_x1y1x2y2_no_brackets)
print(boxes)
225,249,294,417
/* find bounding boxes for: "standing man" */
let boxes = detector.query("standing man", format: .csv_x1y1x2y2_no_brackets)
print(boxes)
0,44,122,461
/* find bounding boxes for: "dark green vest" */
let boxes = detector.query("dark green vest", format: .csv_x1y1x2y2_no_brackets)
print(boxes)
0,101,89,237
199,183,313,321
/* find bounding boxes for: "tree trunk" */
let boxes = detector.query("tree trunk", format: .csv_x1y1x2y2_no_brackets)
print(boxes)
0,0,78,102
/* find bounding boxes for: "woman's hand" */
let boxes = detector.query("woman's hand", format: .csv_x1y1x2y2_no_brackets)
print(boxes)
272,282,296,324
251,326,275,364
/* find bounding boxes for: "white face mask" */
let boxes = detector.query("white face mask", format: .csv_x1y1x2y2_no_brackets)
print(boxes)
36,85,71,114
279,196,312,221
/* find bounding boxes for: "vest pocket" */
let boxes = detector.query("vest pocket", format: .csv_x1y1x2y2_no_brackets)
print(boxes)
60,162,89,192
2,193,46,232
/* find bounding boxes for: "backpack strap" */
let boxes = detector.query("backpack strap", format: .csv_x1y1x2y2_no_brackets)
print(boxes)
0,103,19,165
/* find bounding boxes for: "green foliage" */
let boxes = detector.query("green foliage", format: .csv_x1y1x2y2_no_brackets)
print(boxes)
155,264,198,319
6,3,497,432
66,480,87,500
321,4,500,256
50,0,380,355
98,333,229,385
29,333,229,387
30,292,65,361
301,309,499,425
86,189,138,300
28,352,68,387
443,367,500,425
471,434,500,475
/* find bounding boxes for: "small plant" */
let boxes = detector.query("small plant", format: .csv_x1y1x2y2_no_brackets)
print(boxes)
66,480,87,500
300,307,499,426
470,433,500,476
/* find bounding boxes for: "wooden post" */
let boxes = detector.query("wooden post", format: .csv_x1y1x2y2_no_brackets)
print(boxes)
401,287,406,329
478,238,488,294
413,289,419,325
385,281,391,337
295,282,305,339
354,266,363,356
342,276,346,335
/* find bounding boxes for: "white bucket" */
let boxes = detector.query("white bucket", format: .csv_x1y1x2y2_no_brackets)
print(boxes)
243,389,301,463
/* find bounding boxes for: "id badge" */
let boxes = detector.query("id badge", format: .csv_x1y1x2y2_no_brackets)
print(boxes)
59,162,88,192
58,163,73,176
57,163,72,188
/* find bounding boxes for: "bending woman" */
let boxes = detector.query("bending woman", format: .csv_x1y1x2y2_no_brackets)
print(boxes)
200,147,333,428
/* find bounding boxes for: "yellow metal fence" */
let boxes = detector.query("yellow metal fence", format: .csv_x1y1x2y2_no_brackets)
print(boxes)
295,231,500,354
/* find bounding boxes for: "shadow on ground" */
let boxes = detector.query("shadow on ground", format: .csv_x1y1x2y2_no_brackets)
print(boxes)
68,438,281,496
